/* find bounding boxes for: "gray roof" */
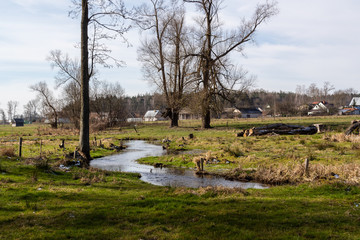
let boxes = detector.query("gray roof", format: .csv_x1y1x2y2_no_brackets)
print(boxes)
144,110,161,118
239,108,262,114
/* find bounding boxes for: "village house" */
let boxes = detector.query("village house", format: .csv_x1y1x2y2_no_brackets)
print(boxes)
349,97,360,107
338,97,360,115
179,108,199,120
143,110,166,121
220,108,241,119
238,108,263,118
308,101,334,116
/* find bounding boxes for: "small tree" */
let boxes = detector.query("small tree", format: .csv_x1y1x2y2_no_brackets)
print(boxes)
30,82,59,128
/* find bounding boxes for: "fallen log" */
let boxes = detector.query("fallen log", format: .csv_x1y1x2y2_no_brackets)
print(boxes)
345,121,360,136
244,123,318,136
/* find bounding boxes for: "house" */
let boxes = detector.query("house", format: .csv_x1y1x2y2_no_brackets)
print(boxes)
238,108,262,118
143,110,165,121
221,108,241,119
126,118,143,123
11,118,24,127
349,97,360,107
339,107,360,115
308,101,334,116
179,109,199,120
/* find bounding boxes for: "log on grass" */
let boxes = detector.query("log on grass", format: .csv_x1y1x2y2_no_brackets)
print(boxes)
246,123,318,136
345,121,360,136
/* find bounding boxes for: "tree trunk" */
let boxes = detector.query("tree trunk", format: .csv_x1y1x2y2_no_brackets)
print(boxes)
244,124,318,136
202,108,211,129
79,0,91,163
170,109,179,127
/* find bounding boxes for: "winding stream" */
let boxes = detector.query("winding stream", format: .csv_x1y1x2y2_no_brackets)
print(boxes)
90,140,267,189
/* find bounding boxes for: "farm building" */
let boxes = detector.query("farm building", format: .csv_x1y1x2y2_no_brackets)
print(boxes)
143,110,165,121
339,107,360,115
238,108,262,118
11,118,24,127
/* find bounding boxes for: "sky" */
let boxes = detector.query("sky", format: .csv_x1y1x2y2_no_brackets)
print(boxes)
0,0,359,114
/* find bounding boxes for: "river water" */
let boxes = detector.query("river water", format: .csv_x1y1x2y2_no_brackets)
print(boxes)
90,140,267,189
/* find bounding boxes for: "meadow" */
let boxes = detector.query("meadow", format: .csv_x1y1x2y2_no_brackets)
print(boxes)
1,116,360,239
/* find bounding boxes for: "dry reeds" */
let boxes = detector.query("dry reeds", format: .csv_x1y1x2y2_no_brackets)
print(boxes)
0,147,16,157
226,162,360,185
329,133,360,143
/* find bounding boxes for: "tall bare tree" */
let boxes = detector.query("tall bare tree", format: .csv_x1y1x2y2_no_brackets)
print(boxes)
136,0,195,127
69,0,130,162
184,0,278,128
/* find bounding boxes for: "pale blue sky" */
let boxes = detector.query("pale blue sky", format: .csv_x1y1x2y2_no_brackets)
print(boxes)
0,0,359,113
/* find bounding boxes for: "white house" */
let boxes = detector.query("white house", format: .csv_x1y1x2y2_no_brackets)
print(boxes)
349,97,360,107
308,101,333,115
143,110,165,121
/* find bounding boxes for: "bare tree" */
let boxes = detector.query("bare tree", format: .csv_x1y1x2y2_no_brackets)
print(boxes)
61,81,82,128
47,50,81,88
136,0,195,127
322,81,335,99
184,0,278,128
91,81,126,126
7,101,19,121
30,82,59,128
0,109,6,124
69,0,130,162
307,83,320,100
23,99,39,123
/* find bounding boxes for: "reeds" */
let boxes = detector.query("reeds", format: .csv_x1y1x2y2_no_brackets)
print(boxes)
227,162,360,185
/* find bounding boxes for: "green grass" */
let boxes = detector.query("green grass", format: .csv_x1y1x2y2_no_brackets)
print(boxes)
1,116,360,239
1,156,360,239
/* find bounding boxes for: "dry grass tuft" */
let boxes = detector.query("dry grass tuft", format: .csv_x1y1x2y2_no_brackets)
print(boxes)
0,147,16,157
330,133,360,143
227,162,360,185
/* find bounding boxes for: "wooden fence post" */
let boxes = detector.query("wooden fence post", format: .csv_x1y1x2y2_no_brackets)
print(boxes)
304,158,309,177
40,140,42,157
18,137,23,157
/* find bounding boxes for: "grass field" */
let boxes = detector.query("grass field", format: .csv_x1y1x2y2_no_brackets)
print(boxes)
1,116,360,239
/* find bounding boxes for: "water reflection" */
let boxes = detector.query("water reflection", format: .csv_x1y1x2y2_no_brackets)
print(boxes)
90,140,267,189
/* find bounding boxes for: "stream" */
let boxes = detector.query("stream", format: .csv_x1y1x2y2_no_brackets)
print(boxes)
90,140,267,189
